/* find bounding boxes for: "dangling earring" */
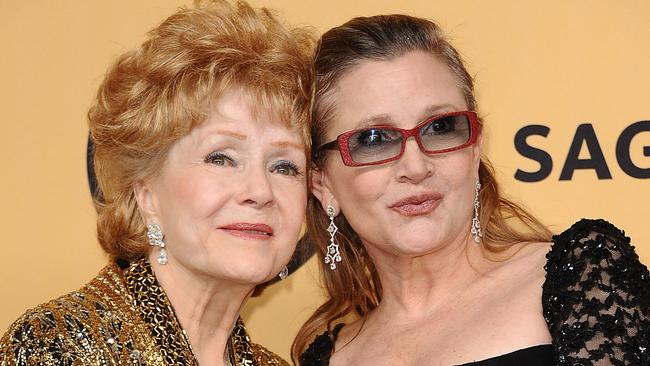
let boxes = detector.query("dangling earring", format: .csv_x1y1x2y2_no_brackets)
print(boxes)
471,180,482,244
278,266,289,280
324,205,342,270
147,219,168,265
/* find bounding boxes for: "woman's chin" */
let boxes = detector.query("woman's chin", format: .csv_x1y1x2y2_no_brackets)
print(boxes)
195,249,289,285
377,231,453,257
219,264,279,286
391,243,441,257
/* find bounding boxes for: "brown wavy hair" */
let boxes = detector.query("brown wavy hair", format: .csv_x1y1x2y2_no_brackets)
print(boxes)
89,0,314,260
292,14,552,362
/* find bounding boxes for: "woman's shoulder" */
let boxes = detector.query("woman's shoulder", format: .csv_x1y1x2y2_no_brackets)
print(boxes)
0,290,104,363
543,218,649,288
545,218,642,272
0,263,139,364
542,217,650,322
553,218,629,244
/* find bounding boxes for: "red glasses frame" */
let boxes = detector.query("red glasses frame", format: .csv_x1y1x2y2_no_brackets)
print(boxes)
318,110,480,167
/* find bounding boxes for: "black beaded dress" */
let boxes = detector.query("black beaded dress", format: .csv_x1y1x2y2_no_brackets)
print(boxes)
300,219,650,365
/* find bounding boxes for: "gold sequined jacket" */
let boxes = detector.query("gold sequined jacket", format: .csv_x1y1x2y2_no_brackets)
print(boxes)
0,258,288,366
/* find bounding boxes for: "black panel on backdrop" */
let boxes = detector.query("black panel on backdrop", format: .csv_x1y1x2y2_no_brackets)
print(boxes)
514,121,650,181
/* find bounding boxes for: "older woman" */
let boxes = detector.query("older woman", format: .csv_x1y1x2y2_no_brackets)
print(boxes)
294,14,649,366
0,1,312,365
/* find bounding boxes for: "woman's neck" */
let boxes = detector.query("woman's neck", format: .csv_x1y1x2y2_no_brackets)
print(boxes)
148,253,255,366
366,232,487,321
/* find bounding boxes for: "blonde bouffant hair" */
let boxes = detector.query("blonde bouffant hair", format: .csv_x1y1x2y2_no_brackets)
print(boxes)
89,0,314,260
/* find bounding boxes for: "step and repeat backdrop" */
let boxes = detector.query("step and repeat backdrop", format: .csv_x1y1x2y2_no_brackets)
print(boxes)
1,0,648,360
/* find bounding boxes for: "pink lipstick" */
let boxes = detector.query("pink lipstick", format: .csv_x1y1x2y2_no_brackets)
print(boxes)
219,223,274,240
390,193,442,216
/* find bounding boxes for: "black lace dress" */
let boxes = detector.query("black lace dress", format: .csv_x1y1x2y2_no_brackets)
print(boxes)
300,219,650,365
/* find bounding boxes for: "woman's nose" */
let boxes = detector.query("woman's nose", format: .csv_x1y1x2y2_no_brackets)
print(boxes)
238,168,274,208
396,139,432,184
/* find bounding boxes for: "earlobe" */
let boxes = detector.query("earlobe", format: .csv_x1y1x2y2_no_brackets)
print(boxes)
310,168,339,212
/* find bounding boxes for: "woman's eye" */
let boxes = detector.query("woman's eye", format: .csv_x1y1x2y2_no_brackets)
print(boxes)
423,117,455,135
204,152,235,167
357,129,395,146
272,160,301,177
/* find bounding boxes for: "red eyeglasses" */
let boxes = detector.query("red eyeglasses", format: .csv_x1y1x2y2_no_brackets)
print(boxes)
318,111,480,167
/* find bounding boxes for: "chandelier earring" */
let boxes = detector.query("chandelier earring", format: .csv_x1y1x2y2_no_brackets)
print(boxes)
147,219,168,265
471,180,483,244
324,204,342,270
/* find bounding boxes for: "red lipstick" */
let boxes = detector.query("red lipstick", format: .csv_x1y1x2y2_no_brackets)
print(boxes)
219,223,274,240
390,193,442,216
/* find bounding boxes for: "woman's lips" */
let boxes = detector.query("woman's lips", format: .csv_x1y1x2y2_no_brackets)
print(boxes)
218,223,274,240
390,193,442,216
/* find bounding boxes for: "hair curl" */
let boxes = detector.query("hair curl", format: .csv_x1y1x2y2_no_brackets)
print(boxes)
89,0,314,260
292,14,552,362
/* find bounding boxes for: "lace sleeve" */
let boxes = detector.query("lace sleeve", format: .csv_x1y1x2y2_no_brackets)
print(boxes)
543,219,650,365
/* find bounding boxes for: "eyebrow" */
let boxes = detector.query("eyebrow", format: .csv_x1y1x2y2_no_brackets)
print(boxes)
355,114,393,129
209,128,302,150
213,129,247,140
420,104,458,120
271,140,304,150
354,103,459,129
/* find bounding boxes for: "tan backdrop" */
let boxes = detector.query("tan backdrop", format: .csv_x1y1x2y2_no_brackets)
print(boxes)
1,0,648,361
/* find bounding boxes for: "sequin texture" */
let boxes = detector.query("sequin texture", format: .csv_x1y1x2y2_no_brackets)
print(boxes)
0,258,288,366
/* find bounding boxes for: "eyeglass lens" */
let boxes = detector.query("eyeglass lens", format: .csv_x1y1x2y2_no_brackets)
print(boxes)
346,114,471,164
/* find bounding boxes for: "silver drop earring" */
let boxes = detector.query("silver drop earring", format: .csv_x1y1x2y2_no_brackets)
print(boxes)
278,266,289,280
147,219,168,265
471,180,483,244
324,205,342,270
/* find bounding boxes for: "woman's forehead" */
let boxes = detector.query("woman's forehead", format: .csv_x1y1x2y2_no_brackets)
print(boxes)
325,52,466,135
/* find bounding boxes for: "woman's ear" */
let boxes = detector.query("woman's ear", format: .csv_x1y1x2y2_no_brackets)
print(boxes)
311,167,339,212
473,126,484,167
133,180,158,221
